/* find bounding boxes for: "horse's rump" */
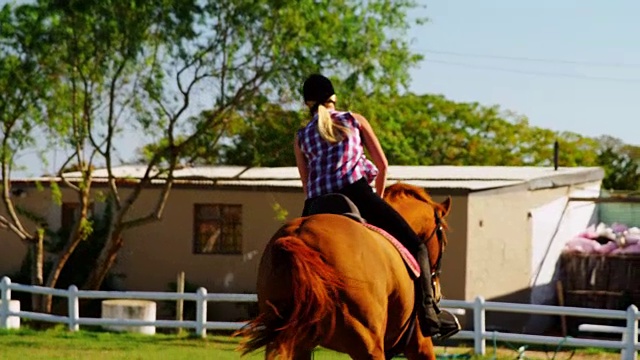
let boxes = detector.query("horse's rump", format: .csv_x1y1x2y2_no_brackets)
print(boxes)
237,214,416,357
236,227,343,358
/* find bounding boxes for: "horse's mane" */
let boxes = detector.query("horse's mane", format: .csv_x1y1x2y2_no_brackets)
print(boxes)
384,182,449,231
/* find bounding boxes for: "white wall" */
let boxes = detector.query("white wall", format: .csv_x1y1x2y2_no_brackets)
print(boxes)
526,183,600,333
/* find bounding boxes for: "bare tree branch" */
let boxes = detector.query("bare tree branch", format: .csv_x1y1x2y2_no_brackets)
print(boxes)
121,148,178,229
103,59,130,208
111,63,268,222
219,25,230,103
57,151,82,192
175,38,224,95
0,215,31,241
173,62,212,124
1,119,33,241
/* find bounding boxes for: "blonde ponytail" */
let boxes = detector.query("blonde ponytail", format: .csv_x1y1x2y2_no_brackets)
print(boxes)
315,95,350,144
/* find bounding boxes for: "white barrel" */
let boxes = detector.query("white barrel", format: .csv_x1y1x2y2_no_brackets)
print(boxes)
0,300,20,329
101,299,156,335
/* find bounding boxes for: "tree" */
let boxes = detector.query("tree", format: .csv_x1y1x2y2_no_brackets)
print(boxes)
176,90,640,192
138,101,308,167
2,0,426,299
1,0,197,310
190,92,602,168
215,103,307,167
597,147,640,191
594,136,640,191
0,2,56,310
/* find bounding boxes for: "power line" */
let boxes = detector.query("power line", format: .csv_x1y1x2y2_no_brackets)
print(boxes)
423,59,640,83
421,49,640,69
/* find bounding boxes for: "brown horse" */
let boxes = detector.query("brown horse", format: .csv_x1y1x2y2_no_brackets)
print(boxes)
235,182,452,359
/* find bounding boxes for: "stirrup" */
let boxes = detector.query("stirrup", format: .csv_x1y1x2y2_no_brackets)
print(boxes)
433,310,461,341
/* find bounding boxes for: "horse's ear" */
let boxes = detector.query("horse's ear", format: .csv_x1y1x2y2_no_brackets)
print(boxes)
439,196,452,217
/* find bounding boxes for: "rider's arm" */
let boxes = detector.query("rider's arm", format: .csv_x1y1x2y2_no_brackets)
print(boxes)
352,113,389,198
294,133,309,195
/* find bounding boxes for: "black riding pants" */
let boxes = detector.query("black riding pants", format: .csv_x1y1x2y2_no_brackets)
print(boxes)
301,177,423,255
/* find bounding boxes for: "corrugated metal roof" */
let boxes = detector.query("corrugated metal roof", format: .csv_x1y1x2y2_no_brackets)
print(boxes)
237,167,299,179
63,166,157,179
397,180,524,190
197,165,600,181
12,164,603,191
385,165,599,181
216,179,302,187
173,166,247,179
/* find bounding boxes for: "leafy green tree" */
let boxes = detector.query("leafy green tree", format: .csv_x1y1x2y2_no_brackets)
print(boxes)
1,0,193,310
597,147,640,191
193,92,601,168
219,103,307,167
0,2,55,310
137,101,308,167
594,136,640,191
2,0,425,297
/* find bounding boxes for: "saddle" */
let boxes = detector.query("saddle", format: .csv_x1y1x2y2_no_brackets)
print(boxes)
306,193,366,223
306,193,421,278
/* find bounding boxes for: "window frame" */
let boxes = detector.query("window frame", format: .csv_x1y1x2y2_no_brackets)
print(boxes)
60,202,94,231
192,203,243,255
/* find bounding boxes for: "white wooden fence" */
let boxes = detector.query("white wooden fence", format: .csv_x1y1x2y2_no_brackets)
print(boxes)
1,276,638,359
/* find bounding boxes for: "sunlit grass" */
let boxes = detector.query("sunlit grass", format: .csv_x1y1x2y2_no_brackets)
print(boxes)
0,326,621,359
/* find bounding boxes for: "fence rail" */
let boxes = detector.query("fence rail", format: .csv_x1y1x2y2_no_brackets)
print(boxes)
1,276,638,359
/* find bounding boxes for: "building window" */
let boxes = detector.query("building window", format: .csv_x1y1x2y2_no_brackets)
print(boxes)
193,204,242,255
61,202,94,230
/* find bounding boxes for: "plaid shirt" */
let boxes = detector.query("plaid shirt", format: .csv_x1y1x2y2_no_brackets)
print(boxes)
297,110,379,199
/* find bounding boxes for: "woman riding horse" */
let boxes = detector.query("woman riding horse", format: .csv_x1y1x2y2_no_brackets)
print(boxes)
294,74,460,340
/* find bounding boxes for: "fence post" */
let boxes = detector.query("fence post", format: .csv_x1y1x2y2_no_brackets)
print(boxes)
176,271,185,335
67,285,80,332
624,304,638,360
195,287,208,338
473,296,486,355
0,277,11,329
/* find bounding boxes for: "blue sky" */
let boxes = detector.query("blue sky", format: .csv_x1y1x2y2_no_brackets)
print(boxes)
9,0,640,176
410,0,640,143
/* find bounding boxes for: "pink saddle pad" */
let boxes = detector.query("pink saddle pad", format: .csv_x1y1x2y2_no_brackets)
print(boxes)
362,223,421,278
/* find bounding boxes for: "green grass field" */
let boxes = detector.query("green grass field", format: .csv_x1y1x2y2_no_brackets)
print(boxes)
0,327,621,359
0,327,349,360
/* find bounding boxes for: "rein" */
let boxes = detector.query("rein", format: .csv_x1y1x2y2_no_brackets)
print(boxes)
386,208,445,359
424,209,444,279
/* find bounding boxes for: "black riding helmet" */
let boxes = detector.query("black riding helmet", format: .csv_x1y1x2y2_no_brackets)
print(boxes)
302,74,335,104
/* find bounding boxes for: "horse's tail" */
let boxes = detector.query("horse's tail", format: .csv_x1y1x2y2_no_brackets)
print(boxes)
236,235,343,358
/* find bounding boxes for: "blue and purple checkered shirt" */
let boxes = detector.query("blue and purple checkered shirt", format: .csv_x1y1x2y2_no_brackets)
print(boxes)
297,110,379,199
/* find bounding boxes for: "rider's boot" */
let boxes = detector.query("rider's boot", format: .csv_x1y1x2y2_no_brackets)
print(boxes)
415,243,461,340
